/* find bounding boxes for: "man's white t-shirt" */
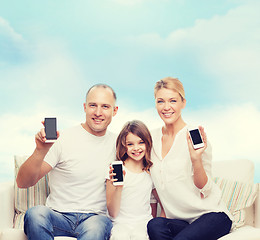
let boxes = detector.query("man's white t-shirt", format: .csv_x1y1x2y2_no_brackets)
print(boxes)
44,124,116,215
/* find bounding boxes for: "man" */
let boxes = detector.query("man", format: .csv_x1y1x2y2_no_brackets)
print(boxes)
16,84,118,240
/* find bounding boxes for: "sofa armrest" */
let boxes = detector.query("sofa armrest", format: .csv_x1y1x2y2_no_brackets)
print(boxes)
254,183,260,228
0,181,15,230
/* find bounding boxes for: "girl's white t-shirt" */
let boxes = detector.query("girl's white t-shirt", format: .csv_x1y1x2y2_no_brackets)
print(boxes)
111,167,154,224
44,124,116,215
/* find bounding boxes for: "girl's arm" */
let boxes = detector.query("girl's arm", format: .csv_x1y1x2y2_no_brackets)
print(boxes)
152,188,166,218
106,165,124,218
187,126,209,194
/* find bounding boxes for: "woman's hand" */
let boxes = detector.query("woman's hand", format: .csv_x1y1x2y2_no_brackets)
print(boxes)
186,126,207,164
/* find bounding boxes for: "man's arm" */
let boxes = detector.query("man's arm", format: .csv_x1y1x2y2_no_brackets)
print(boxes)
16,128,58,188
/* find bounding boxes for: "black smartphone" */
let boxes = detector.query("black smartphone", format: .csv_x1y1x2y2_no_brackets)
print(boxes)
188,127,204,149
112,161,124,186
44,117,57,143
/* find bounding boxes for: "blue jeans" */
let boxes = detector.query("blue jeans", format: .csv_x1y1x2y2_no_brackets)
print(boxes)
147,212,232,240
24,205,112,240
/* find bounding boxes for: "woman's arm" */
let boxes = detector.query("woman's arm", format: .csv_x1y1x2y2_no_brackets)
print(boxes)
187,126,209,191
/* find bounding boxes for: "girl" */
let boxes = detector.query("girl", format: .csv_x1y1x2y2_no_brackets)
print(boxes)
106,120,163,240
147,77,233,240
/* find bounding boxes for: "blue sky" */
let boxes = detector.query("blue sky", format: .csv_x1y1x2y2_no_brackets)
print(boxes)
0,0,260,182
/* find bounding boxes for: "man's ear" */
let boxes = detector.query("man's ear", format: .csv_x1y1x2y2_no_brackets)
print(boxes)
113,106,118,117
83,103,87,113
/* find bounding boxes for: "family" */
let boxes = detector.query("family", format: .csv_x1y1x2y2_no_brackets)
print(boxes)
16,77,233,240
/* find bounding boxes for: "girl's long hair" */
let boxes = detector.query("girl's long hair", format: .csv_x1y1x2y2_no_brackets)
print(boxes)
116,120,153,171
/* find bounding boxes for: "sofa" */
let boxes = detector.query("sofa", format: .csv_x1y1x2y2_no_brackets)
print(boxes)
0,156,260,240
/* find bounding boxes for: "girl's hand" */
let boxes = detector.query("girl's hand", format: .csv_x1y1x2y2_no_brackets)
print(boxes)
187,126,207,163
109,165,116,182
109,165,125,186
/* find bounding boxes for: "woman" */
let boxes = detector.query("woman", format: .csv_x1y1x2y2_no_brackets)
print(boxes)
147,77,233,240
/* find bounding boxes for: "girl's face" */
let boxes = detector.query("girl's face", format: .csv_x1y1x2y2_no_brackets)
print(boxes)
155,88,186,125
125,132,146,162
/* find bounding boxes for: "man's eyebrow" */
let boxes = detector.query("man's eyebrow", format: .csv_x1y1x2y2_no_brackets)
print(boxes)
88,102,112,106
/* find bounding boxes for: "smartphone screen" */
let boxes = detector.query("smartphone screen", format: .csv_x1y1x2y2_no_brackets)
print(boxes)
112,164,123,182
44,118,57,140
189,129,203,145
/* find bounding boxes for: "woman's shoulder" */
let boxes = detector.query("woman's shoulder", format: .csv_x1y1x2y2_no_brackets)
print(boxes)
150,127,162,139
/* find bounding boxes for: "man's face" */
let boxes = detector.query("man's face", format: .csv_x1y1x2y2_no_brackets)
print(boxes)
84,87,118,136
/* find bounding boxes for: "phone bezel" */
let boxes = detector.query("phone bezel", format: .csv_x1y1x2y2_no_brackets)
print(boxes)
188,127,205,150
44,117,57,143
111,161,124,186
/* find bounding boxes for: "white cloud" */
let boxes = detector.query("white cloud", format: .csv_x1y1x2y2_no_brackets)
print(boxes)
0,16,86,93
109,0,144,6
109,104,161,134
125,1,260,103
111,102,260,165
0,17,27,67
0,111,80,182
1,103,259,182
7,38,85,90
0,17,24,42
183,103,260,163
108,0,166,6
0,34,89,115
0,21,91,181
126,1,259,49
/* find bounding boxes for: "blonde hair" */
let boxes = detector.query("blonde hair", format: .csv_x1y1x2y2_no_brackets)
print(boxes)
154,77,185,101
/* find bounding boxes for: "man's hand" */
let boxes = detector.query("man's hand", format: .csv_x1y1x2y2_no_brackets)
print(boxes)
16,121,58,188
35,121,60,152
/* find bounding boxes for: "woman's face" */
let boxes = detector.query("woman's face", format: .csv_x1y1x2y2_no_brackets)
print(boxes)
155,88,186,125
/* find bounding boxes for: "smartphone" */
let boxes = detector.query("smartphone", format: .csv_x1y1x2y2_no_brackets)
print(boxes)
44,117,57,143
188,127,204,149
112,161,124,186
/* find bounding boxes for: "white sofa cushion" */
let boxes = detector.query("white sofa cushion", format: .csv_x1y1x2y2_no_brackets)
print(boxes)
0,229,76,240
218,225,260,240
14,156,50,229
212,159,255,183
214,177,258,228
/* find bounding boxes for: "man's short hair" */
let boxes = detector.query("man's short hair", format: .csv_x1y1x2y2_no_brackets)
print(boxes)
86,84,117,102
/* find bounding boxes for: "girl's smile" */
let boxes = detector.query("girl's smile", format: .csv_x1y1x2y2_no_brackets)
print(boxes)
125,133,146,162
